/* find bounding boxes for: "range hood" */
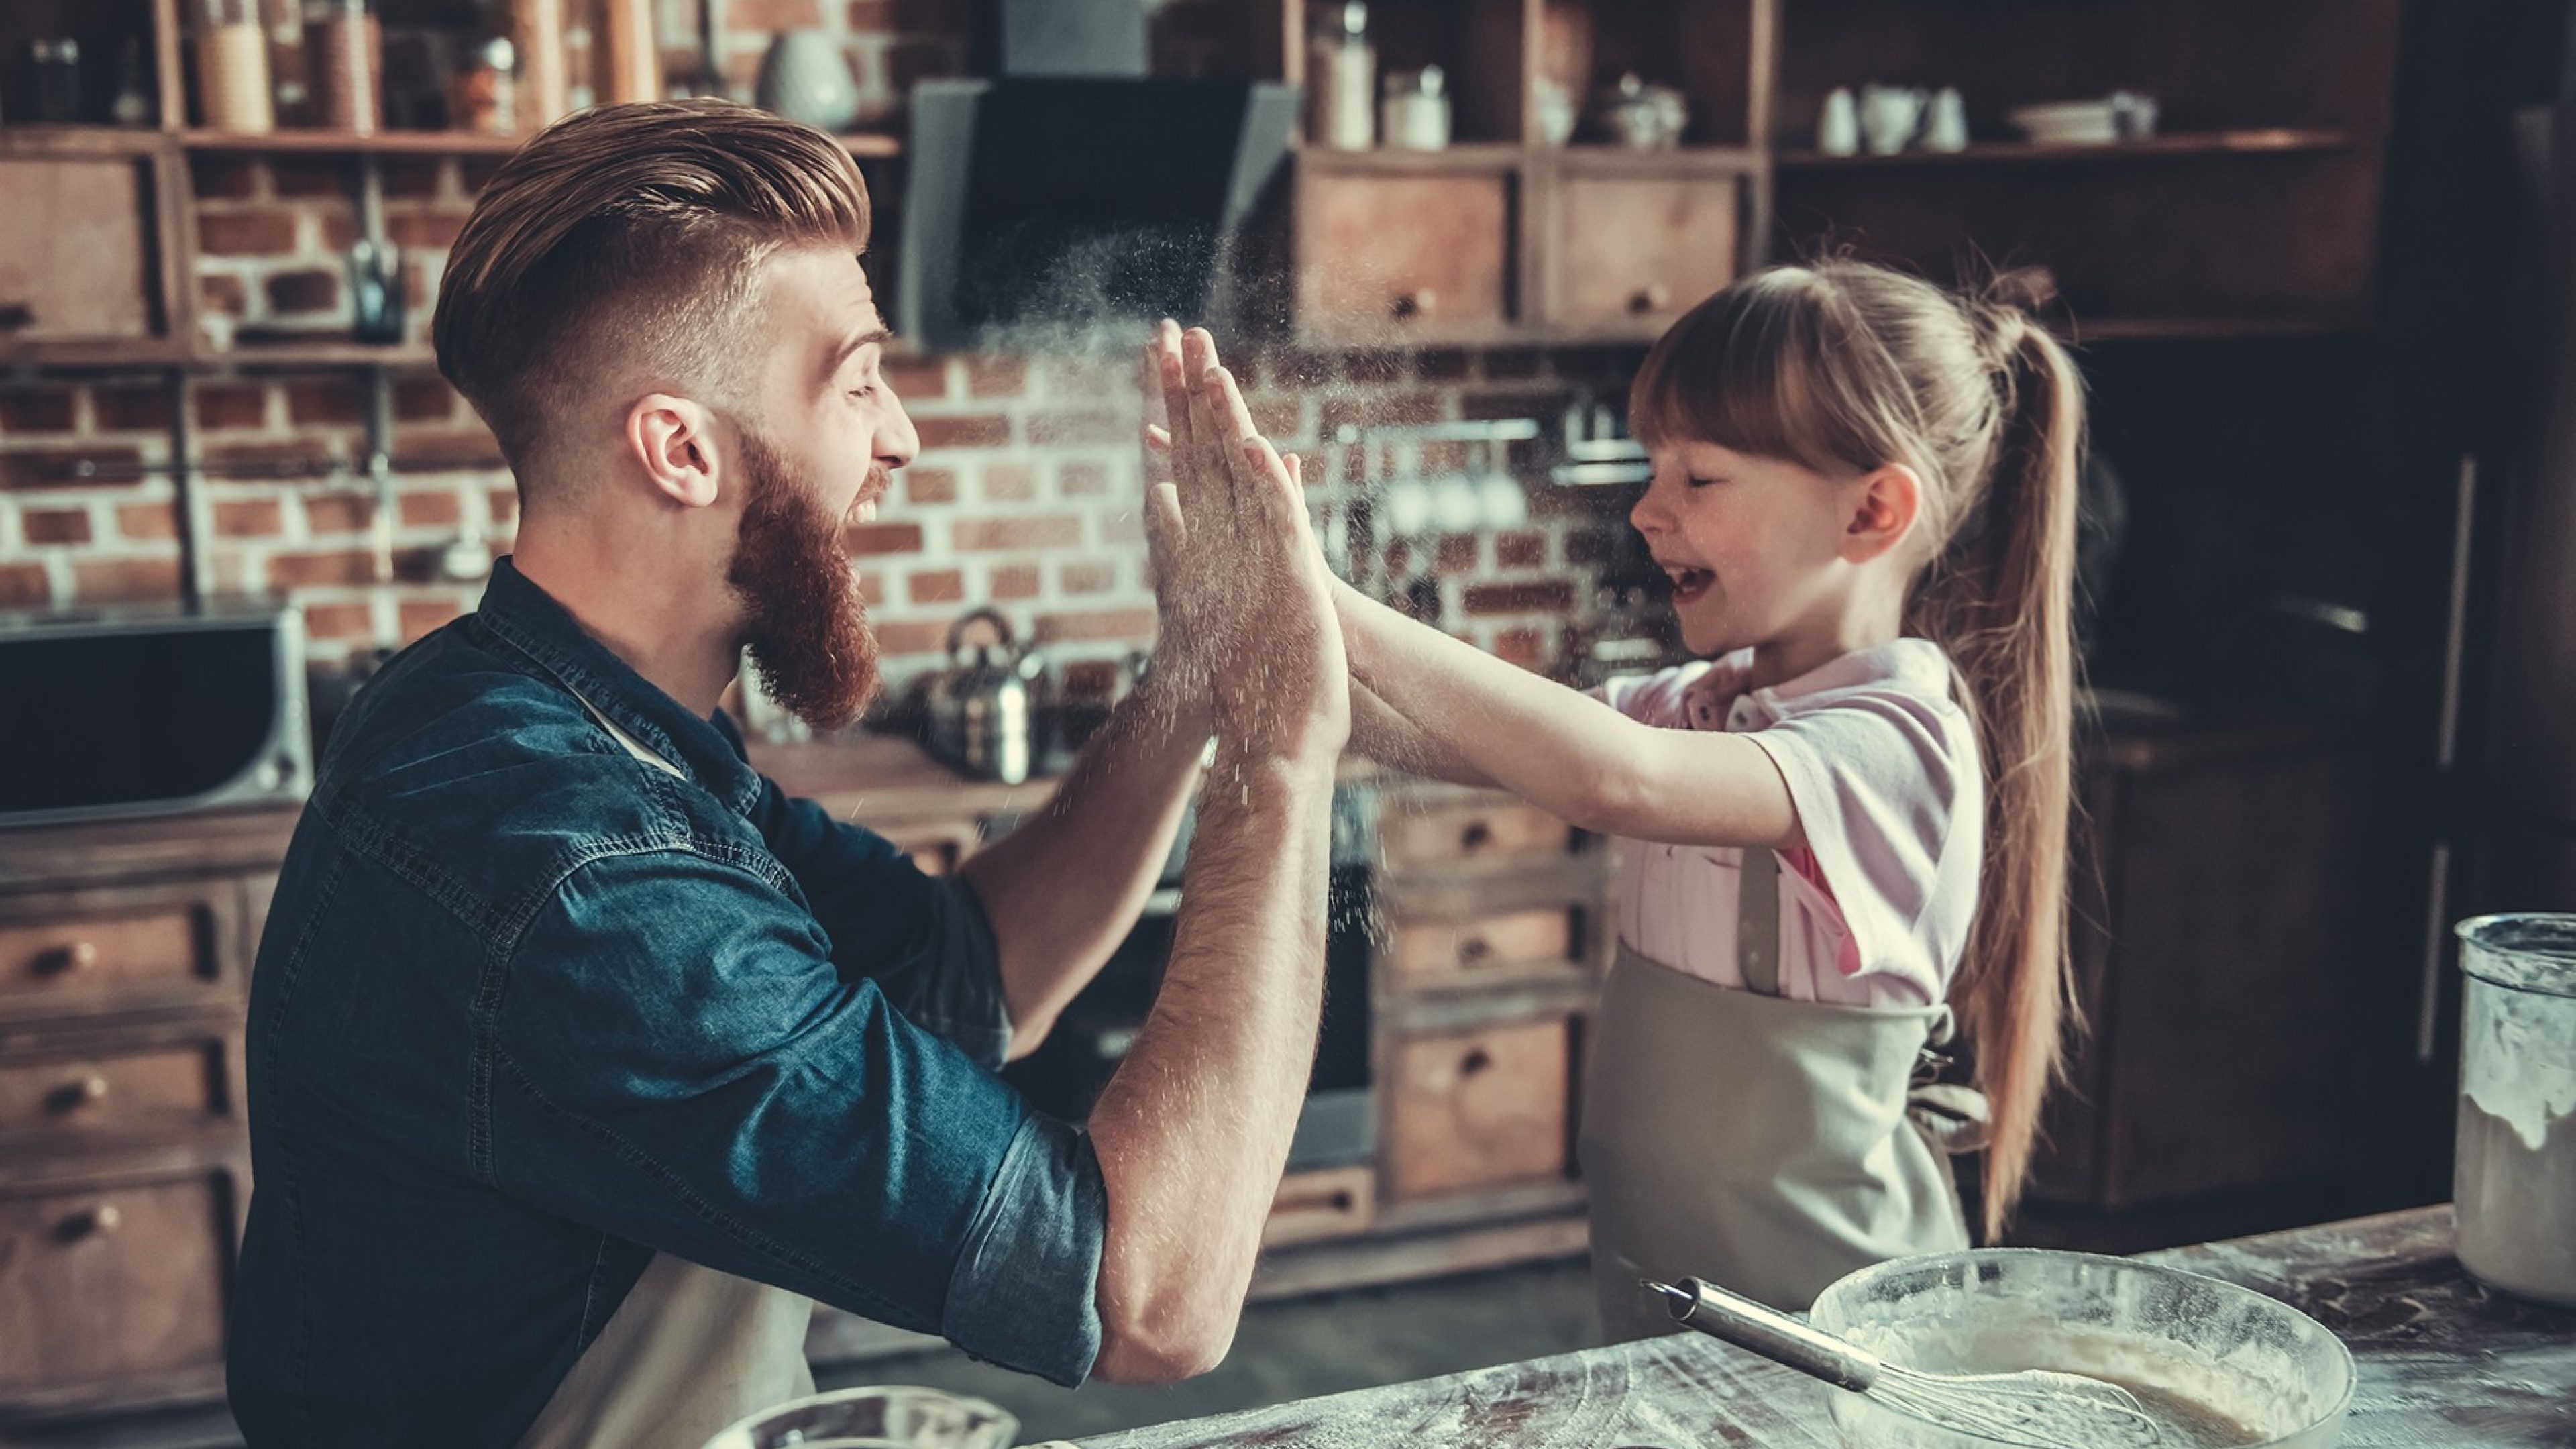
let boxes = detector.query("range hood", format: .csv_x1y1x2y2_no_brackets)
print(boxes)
896,78,1298,353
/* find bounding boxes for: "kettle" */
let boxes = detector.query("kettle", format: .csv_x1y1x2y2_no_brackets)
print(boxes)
923,608,1044,785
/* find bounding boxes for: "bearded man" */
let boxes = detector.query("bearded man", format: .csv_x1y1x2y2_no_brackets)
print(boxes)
225,101,1350,1448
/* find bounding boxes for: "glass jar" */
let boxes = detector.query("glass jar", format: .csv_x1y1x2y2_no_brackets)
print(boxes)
313,0,380,133
196,0,275,131
450,36,515,135
2453,913,2576,1307
1309,1,1373,151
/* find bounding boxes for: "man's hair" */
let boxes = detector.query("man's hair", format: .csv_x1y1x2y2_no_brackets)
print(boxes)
433,100,871,488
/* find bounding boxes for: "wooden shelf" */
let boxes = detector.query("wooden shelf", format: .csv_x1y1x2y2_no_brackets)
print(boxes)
179,128,902,158
1776,128,2363,171
197,341,440,368
2070,313,2369,342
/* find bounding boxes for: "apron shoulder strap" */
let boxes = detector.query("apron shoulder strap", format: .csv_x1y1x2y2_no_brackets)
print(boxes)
1737,846,1783,996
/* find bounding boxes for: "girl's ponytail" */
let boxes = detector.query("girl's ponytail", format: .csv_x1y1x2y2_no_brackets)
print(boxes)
1935,288,2084,1240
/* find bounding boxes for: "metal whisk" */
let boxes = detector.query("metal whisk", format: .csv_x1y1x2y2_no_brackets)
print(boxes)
1644,1278,2165,1448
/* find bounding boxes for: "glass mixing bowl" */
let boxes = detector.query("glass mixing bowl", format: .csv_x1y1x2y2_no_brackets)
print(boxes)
1808,1250,2354,1448
700,1385,1018,1449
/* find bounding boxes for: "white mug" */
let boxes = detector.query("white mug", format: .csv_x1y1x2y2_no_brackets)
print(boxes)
1817,87,1860,157
1859,84,1927,156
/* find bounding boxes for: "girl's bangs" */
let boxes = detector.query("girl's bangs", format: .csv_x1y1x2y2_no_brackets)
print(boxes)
1626,276,1863,477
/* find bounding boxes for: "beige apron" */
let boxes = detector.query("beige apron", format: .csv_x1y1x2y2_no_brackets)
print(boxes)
1581,847,1988,1335
511,688,819,1448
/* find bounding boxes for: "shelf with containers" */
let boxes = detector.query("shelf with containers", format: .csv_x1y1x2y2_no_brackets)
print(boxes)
1263,0,1779,346
1766,0,2402,339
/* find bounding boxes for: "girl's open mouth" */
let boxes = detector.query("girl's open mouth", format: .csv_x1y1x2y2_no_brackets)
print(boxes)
1663,563,1715,604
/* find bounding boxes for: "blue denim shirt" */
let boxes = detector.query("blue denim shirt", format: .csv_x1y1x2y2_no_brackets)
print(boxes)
227,559,1106,1448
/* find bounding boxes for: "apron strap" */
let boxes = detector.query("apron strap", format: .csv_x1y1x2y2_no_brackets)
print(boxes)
1737,847,1782,996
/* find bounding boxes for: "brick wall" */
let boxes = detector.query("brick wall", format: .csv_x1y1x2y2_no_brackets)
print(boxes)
1,0,1643,694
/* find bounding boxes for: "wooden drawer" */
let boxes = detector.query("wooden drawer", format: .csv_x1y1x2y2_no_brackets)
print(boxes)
0,882,241,1024
1296,168,1512,342
1262,1165,1375,1248
0,1163,239,1414
1548,170,1740,334
1389,906,1581,982
1379,798,1579,870
0,1027,237,1148
1385,1017,1572,1200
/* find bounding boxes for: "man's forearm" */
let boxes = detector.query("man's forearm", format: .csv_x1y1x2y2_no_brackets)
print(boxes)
957,674,1210,1049
1085,749,1334,1381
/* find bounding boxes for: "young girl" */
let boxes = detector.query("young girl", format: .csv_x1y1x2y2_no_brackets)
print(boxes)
1334,260,2082,1332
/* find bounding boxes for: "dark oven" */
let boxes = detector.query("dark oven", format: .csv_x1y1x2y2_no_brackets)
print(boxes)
1000,784,1377,1167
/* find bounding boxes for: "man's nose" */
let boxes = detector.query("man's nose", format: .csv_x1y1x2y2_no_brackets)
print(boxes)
879,388,920,471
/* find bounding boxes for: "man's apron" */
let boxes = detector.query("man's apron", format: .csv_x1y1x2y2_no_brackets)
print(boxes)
1580,847,1988,1335
510,689,819,1448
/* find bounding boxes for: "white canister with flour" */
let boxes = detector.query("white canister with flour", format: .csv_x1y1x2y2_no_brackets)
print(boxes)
2453,913,2576,1308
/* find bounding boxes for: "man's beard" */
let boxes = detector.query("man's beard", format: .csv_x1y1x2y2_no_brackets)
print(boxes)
726,430,883,731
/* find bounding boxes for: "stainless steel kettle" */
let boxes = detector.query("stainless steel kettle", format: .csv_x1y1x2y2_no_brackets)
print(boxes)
923,608,1043,784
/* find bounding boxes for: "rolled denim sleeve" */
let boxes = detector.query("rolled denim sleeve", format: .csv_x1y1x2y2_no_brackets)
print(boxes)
490,849,1102,1385
746,775,1012,1069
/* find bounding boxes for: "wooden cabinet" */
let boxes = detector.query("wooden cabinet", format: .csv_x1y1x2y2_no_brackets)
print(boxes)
2032,720,2378,1210
1385,1016,1574,1199
1295,161,1517,345
0,811,284,1422
1542,158,1745,337
0,131,193,365
0,1150,245,1417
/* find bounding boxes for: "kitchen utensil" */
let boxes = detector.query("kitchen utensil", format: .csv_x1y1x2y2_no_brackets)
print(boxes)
509,0,569,126
1810,1250,2357,1448
1816,86,1860,156
2007,97,2120,146
452,36,516,134
702,1385,1017,1449
1925,86,1968,152
1310,1,1374,150
314,0,381,133
2453,914,2576,1307
757,30,859,131
348,239,404,343
1534,0,1589,146
1381,64,1450,151
1533,77,1578,146
1647,1277,2164,1449
1430,474,1483,535
29,38,83,123
922,608,1042,785
1594,72,1686,150
195,0,274,131
601,0,658,103
1860,83,1928,156
2111,88,2159,140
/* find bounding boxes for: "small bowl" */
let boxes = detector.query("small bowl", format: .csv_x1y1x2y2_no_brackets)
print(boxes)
1809,1249,2355,1448
700,1385,1018,1449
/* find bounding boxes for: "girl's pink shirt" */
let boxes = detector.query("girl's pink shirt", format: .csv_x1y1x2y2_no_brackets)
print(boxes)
1595,639,1984,1008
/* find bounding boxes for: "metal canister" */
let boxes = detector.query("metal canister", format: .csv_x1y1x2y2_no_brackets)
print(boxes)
2453,914,2576,1307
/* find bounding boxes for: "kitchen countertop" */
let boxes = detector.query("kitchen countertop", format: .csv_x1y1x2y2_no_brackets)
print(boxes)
1086,1206,2576,1449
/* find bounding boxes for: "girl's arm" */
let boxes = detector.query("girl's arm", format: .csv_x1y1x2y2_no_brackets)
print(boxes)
1348,677,1497,787
1333,580,1803,849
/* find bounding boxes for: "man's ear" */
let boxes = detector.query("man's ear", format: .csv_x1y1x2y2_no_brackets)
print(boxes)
627,394,725,510
1841,463,1921,565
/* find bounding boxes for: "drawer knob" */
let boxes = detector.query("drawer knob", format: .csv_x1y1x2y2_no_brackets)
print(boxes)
1629,284,1673,314
1458,1046,1493,1076
1391,288,1439,321
1459,822,1493,852
1458,936,1491,963
46,1075,111,1114
36,941,100,977
58,1203,122,1241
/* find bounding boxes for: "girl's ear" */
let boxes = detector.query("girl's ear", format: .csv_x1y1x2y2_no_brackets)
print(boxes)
1842,463,1921,564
